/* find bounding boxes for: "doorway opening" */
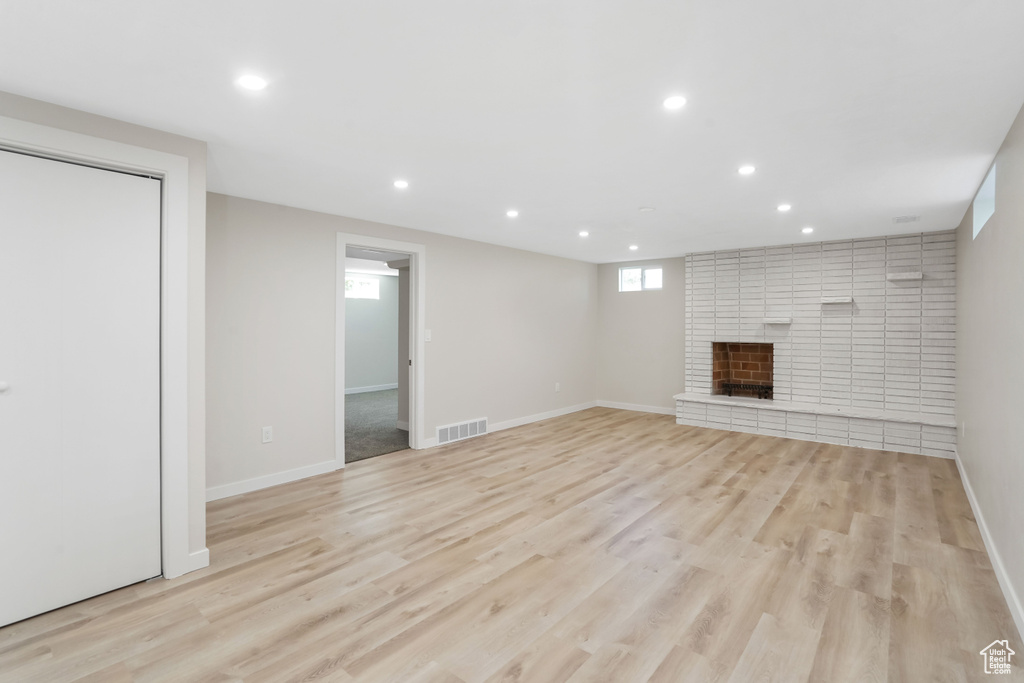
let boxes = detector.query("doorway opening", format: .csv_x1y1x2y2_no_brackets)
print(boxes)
335,234,425,467
343,247,408,462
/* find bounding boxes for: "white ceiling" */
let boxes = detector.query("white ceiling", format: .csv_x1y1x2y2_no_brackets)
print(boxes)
2,1,1023,263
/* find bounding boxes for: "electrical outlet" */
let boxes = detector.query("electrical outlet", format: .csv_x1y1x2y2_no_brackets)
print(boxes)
555,382,561,392
262,426,273,443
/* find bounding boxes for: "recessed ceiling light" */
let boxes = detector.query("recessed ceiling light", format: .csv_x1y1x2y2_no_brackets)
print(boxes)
579,231,589,237
802,226,814,234
506,210,519,218
629,245,639,251
237,74,268,91
738,165,756,175
393,179,409,189
777,204,792,212
639,207,655,212
663,95,687,110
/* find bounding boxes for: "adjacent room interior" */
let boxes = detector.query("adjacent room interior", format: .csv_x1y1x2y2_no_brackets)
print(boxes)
1,2,1023,681
343,248,410,463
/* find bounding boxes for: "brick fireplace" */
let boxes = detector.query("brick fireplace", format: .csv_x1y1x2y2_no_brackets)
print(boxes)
678,233,957,458
712,342,774,399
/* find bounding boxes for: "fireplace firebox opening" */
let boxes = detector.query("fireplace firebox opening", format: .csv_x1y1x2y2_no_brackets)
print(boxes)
712,342,774,400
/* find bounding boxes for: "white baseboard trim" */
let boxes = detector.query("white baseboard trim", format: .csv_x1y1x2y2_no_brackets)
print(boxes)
419,401,600,450
206,459,339,502
596,400,675,416
345,383,398,395
488,401,598,434
163,547,209,579
185,548,210,573
397,420,409,431
955,448,1024,642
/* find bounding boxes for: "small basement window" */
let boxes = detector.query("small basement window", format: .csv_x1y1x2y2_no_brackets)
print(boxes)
619,266,662,292
344,274,380,299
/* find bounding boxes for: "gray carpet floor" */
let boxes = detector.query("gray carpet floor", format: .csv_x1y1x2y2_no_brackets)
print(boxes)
345,389,409,463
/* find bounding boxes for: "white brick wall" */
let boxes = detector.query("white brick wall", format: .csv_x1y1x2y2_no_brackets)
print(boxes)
680,231,957,458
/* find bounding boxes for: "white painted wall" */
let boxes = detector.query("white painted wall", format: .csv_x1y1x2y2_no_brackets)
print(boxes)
956,101,1024,640
0,90,208,566
344,271,399,392
206,193,598,492
596,258,686,413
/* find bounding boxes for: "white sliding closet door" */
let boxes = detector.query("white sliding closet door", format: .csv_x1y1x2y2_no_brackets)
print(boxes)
0,150,162,627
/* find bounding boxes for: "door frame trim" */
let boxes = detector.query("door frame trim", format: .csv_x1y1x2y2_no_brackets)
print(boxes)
0,115,202,579
336,234,426,466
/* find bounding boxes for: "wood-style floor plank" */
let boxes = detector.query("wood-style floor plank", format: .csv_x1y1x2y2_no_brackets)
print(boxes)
807,586,890,683
0,407,1020,682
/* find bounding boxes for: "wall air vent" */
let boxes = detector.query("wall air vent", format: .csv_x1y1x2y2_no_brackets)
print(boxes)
437,418,487,445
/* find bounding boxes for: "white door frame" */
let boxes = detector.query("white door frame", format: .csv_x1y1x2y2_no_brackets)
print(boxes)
336,233,425,466
0,115,200,579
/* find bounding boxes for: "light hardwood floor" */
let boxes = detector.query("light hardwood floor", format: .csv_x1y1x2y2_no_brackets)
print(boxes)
1,407,1020,682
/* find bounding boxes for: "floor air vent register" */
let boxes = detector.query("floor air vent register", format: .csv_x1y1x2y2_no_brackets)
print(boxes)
437,418,488,445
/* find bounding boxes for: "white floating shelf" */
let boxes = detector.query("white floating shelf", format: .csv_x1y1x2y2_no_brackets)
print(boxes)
763,317,792,324
821,296,853,304
886,271,923,281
